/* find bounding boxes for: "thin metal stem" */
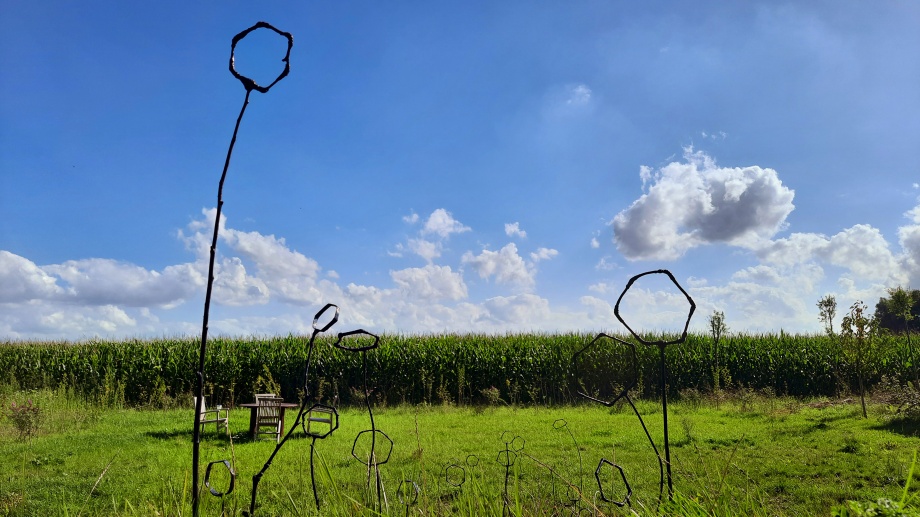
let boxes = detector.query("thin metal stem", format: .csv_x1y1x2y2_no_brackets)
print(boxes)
659,343,673,499
192,88,251,517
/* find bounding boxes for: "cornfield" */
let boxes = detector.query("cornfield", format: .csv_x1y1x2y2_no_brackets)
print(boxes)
0,333,912,408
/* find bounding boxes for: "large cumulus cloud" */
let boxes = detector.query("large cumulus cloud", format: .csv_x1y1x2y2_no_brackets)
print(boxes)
613,148,795,260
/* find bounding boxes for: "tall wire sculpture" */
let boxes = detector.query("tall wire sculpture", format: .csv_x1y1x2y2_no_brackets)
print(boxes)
245,303,339,516
612,269,695,499
335,329,393,512
191,21,292,517
497,431,525,516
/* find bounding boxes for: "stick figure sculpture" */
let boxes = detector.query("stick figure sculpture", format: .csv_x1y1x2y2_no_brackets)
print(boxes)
334,329,393,512
613,269,695,498
497,431,525,516
192,21,292,517
245,303,339,516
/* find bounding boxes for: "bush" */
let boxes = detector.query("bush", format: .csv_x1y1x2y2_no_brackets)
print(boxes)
6,399,42,440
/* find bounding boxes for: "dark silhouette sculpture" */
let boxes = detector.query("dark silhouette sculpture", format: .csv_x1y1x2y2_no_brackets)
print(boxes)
245,303,339,516
497,431,525,515
613,269,695,499
335,329,393,512
570,269,694,507
191,21,292,517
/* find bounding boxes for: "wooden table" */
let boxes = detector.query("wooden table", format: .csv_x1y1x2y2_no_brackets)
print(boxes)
239,402,301,439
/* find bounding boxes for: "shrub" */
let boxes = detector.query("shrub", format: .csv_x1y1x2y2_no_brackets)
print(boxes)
7,399,42,440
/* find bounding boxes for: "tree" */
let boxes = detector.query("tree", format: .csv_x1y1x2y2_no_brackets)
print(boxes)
841,300,878,418
708,310,728,391
817,294,837,336
874,288,920,335
883,286,918,386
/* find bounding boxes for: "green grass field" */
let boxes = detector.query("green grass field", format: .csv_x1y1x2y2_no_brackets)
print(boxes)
1,387,917,516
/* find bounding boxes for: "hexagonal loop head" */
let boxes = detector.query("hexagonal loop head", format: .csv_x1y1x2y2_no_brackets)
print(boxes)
397,479,420,505
230,21,293,93
445,462,466,488
351,429,394,466
312,303,339,333
614,269,696,346
572,333,639,406
333,329,380,352
205,459,236,497
594,458,631,508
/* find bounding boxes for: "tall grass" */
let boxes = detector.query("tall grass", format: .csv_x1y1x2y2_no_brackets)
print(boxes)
0,333,912,407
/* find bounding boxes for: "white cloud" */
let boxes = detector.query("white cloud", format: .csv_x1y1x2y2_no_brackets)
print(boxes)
0,251,64,302
422,209,471,238
505,222,527,239
588,282,612,294
613,148,795,260
5,253,202,308
394,209,471,262
565,84,592,106
390,265,468,302
529,247,559,263
690,263,835,332
590,237,600,249
408,238,441,264
758,224,904,284
462,243,535,291
210,257,269,306
595,256,617,271
480,294,551,325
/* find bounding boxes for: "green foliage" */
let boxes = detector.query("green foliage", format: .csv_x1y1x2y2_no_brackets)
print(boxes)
819,294,838,336
876,287,920,335
0,332,917,408
832,450,919,516
5,398,42,440
832,499,919,517
708,310,729,390
842,301,882,418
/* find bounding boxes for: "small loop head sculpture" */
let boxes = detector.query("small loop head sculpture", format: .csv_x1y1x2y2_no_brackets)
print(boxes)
445,461,466,488
204,460,236,498
229,21,293,94
594,459,632,508
613,269,695,346
351,429,394,466
312,303,340,333
333,329,381,352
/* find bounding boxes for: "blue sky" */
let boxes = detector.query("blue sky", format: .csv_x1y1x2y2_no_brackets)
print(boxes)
2,1,919,340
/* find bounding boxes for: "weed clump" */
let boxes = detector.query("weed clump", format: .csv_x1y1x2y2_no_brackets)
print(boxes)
6,398,42,440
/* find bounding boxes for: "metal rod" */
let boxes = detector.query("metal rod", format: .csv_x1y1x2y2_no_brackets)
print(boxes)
659,343,673,498
192,87,251,517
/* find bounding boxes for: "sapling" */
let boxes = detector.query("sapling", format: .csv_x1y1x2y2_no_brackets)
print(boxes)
841,301,878,419
708,310,728,391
